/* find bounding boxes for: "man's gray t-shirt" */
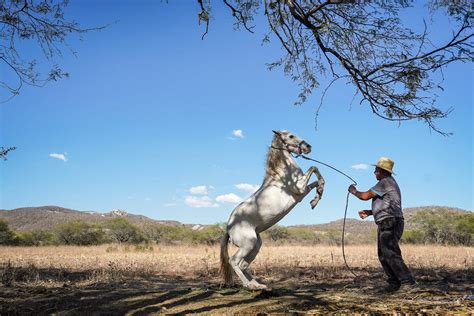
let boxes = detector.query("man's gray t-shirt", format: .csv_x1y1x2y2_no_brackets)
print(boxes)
370,176,403,223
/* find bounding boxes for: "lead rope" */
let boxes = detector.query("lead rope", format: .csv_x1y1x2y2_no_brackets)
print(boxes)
298,154,359,278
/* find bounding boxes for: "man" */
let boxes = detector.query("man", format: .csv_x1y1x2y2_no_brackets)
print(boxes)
348,157,416,292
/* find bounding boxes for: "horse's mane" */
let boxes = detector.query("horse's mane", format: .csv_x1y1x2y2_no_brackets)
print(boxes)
265,136,285,178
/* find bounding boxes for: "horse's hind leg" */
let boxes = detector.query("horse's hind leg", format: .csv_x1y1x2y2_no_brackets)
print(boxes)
239,234,263,286
229,229,267,290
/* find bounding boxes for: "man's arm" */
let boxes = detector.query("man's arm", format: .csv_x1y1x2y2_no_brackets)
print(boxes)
348,185,377,201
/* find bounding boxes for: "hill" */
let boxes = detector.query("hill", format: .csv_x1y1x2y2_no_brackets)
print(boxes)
289,206,471,233
0,205,470,234
0,206,181,232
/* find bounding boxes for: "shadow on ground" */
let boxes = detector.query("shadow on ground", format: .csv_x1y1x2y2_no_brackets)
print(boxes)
0,267,473,314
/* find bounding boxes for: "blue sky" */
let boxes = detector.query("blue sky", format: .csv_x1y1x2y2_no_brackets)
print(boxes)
0,1,472,225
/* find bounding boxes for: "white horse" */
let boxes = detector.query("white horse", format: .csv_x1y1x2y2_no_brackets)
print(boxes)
220,130,325,290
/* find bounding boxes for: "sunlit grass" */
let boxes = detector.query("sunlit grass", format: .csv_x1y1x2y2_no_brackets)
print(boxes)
0,244,472,287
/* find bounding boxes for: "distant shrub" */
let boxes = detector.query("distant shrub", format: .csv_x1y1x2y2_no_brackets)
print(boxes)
288,227,320,243
401,230,425,244
55,220,106,245
0,219,18,245
455,213,474,245
262,226,290,242
2,208,471,247
17,230,54,246
412,211,473,246
134,244,154,252
144,224,191,244
106,218,147,244
191,224,225,245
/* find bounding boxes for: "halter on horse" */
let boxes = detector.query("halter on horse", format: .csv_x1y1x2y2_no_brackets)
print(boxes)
220,130,325,289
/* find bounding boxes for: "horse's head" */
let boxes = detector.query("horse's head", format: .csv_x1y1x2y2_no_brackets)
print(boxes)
272,130,312,155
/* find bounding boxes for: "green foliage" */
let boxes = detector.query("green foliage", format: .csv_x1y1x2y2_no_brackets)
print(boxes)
262,226,289,242
411,211,473,246
260,226,379,245
144,224,188,244
191,225,225,245
106,218,147,244
0,219,18,245
401,230,425,244
1,209,471,247
144,224,224,245
17,230,54,246
55,220,106,245
288,227,320,243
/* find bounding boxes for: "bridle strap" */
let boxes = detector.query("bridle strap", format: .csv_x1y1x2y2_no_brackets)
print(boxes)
272,135,304,156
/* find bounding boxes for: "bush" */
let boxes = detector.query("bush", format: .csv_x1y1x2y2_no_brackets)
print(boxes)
0,219,17,245
55,220,106,245
455,213,474,245
145,224,192,244
191,224,225,245
261,226,290,242
106,218,147,244
17,230,54,246
413,211,473,246
401,230,425,244
289,227,320,243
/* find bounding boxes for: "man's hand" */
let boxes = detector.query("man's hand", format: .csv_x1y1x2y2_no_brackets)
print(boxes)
359,210,371,219
348,184,357,195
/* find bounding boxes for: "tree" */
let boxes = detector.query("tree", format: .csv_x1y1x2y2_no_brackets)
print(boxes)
1,1,102,160
17,229,54,246
198,0,472,134
106,218,146,244
264,225,289,241
0,219,18,245
0,0,102,102
55,220,105,245
192,224,225,245
412,210,473,246
0,147,16,160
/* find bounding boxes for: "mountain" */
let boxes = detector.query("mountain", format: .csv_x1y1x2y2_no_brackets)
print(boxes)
0,206,181,231
0,205,470,233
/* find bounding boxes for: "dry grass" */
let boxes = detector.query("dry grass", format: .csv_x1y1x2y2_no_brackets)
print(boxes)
1,244,473,314
0,244,472,286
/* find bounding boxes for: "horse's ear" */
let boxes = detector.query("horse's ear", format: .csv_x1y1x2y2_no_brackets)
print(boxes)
272,130,280,136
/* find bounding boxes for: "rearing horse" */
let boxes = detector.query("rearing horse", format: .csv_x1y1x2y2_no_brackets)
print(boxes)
220,130,325,290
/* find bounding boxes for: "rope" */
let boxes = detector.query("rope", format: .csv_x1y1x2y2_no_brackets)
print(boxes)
298,154,359,278
299,155,358,185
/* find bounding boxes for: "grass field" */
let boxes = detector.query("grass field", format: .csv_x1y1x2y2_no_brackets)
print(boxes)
0,244,473,314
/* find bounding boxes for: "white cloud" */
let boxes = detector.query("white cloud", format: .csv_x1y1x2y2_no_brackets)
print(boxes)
189,185,209,195
232,129,244,138
352,163,369,170
49,153,67,162
185,196,219,208
235,183,259,193
216,193,243,204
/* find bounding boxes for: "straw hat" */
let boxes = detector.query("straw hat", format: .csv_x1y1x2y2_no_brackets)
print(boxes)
373,157,396,175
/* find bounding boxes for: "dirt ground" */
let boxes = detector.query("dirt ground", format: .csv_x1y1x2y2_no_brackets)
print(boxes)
1,267,473,314
0,245,472,314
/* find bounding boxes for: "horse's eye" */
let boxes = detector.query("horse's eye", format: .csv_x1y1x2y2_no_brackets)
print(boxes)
289,135,294,139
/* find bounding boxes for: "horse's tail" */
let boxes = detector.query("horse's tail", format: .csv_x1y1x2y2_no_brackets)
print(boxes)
219,231,232,286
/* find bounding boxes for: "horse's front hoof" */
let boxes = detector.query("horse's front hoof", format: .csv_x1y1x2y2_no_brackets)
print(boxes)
310,199,318,209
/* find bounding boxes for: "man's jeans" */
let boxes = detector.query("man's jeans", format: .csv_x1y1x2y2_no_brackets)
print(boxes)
377,217,415,286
